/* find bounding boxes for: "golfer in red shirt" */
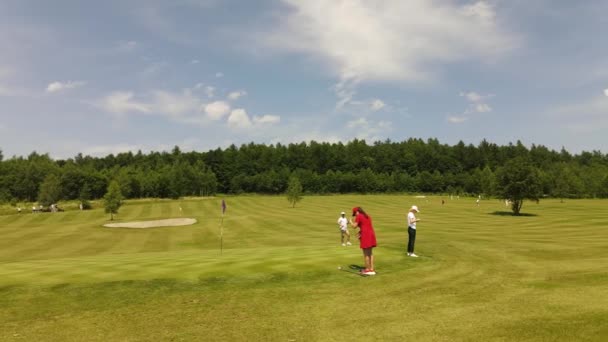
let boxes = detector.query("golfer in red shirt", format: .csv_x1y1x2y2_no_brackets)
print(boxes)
350,207,377,275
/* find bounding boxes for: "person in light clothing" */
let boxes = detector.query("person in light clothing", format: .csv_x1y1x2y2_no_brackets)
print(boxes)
407,205,421,257
337,212,351,246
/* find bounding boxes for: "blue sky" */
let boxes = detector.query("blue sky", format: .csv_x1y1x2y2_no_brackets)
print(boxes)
1,0,607,159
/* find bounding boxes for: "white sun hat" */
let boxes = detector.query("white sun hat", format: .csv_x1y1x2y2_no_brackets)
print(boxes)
341,211,345,215
411,205,419,212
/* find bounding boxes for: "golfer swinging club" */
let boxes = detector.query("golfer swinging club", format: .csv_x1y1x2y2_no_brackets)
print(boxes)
337,211,352,246
351,207,377,275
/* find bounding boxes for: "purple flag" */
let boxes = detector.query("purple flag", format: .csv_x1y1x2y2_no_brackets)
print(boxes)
221,199,226,215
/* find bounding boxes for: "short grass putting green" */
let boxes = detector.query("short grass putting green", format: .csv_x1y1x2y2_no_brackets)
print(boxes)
1,195,607,341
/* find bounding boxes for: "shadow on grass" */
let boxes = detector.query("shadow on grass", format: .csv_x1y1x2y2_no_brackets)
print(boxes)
489,211,538,217
337,264,366,277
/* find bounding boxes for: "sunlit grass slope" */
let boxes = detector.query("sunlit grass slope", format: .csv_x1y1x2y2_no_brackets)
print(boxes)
1,195,607,341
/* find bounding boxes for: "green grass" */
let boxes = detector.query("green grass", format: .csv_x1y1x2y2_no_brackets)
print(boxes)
1,195,607,341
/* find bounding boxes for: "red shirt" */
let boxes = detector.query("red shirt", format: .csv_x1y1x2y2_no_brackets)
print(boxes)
355,213,377,248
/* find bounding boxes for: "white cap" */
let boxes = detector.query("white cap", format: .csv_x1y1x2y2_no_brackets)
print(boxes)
410,205,419,212
340,211,345,215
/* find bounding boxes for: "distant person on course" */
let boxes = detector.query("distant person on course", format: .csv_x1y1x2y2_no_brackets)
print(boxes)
337,211,351,246
350,207,377,275
407,205,421,257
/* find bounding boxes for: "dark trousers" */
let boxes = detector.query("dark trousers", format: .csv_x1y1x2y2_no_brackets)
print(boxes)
407,227,416,253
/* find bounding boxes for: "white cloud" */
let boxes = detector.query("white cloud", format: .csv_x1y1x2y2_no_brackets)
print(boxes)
447,116,469,124
460,91,494,114
461,1,496,22
46,81,86,93
462,91,483,103
190,59,200,64
227,90,247,100
215,72,224,78
604,88,608,97
370,99,386,111
253,115,280,124
345,117,392,140
204,101,231,120
227,108,252,129
101,91,150,114
475,103,492,113
332,78,359,109
152,89,201,117
204,86,215,98
266,0,517,83
333,87,391,113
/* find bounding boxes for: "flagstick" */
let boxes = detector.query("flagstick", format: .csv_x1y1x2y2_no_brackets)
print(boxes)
220,199,226,255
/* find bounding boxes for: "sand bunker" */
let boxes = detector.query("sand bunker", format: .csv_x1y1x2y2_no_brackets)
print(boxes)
103,218,197,229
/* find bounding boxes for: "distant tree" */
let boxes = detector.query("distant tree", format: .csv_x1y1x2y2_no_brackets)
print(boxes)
598,175,608,198
479,165,496,197
38,174,62,207
286,176,303,208
103,180,123,220
496,157,543,215
168,162,188,199
79,183,92,210
2,140,608,202
579,165,605,198
116,167,141,199
59,164,87,200
198,165,219,196
551,164,583,202
356,168,378,193
15,153,59,201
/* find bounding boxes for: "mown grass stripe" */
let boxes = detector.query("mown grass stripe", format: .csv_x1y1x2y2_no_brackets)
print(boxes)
0,196,607,341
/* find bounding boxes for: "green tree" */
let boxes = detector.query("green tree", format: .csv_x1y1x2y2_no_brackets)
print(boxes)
479,165,496,197
496,157,543,215
198,165,219,196
103,180,123,220
286,176,303,208
79,183,92,209
551,163,583,202
37,174,62,207
598,175,608,198
116,167,141,199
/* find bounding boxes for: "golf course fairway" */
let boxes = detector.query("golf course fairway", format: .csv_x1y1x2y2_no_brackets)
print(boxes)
1,195,607,341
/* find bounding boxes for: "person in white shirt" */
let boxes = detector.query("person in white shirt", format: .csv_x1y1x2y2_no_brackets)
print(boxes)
407,205,421,257
337,212,351,246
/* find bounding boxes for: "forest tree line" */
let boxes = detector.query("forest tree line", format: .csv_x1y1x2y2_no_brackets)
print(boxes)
1,138,608,205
